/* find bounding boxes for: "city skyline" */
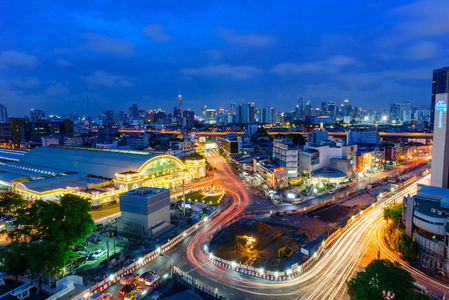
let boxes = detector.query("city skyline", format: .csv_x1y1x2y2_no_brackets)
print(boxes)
1,1,448,116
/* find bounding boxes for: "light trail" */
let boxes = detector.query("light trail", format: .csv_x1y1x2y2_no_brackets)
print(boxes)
181,159,445,299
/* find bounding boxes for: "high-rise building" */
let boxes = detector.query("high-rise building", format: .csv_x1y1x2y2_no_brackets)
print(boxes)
0,104,8,124
305,100,312,118
145,110,154,123
343,99,351,116
230,101,236,114
248,102,255,123
327,101,336,116
30,109,45,122
298,97,303,119
182,110,195,127
102,110,114,126
201,105,208,120
431,67,449,130
431,93,449,188
321,102,327,116
178,94,183,113
129,104,138,119
205,109,216,124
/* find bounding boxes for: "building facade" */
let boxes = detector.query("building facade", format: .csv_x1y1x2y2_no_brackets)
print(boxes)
432,67,449,130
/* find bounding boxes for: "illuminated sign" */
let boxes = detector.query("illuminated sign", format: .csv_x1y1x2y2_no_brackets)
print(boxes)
287,193,295,199
273,167,284,173
435,100,447,129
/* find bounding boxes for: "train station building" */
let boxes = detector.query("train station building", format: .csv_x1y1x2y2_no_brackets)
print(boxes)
0,146,206,207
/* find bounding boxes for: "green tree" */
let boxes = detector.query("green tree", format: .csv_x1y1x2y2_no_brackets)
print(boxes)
347,259,418,300
0,192,27,214
398,233,419,260
383,205,402,228
28,241,70,280
0,242,28,281
10,195,95,246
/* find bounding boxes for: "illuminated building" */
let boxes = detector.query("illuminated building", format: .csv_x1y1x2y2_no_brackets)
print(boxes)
273,139,299,178
431,67,449,130
431,93,449,188
0,146,206,208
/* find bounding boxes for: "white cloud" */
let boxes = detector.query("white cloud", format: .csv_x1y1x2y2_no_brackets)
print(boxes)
82,33,134,54
55,59,73,67
10,77,39,88
142,24,170,42
0,50,39,68
216,28,274,47
180,64,260,79
86,71,133,87
271,55,357,75
45,83,70,96
405,41,440,60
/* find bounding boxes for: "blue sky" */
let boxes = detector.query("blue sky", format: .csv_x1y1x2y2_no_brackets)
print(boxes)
0,0,448,117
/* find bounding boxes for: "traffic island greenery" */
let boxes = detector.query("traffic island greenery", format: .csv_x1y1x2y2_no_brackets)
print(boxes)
179,190,224,205
0,194,95,281
347,259,431,300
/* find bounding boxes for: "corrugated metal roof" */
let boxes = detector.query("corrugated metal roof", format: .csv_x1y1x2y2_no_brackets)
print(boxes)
19,146,158,178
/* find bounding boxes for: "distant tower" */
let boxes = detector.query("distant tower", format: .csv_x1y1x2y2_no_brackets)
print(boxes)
178,94,183,113
230,101,236,114
0,104,8,123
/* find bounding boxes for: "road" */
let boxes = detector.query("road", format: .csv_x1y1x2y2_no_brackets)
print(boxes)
103,154,441,300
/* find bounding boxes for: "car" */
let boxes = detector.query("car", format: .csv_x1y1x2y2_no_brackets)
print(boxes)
74,245,87,252
139,271,155,282
89,292,112,300
145,275,160,286
119,284,136,296
124,289,142,300
90,249,106,260
120,273,139,285
255,192,261,197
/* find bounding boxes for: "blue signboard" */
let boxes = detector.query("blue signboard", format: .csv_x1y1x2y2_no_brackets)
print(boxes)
435,100,447,128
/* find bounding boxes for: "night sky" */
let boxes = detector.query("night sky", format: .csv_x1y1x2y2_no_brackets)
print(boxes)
1,0,448,117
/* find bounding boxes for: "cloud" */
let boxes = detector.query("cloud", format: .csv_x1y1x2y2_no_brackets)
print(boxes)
180,64,260,79
405,41,440,60
86,71,133,87
271,55,357,75
216,28,274,47
45,83,70,96
55,59,73,67
142,24,170,42
82,33,134,54
9,77,39,88
392,0,449,38
0,50,39,68
206,50,223,61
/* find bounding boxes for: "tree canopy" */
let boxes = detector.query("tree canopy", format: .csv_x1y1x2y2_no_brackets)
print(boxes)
383,205,402,228
0,192,28,214
4,194,95,279
398,233,419,260
347,259,419,300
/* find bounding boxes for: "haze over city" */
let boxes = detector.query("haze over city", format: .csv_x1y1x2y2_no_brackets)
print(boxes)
2,0,448,116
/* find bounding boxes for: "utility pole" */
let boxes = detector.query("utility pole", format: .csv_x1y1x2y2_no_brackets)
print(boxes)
106,241,110,268
183,179,186,217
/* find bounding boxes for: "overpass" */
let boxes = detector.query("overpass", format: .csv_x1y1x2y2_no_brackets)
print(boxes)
118,129,433,140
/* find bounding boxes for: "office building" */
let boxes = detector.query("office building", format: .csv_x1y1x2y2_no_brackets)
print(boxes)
308,129,328,145
248,103,256,123
205,109,216,124
118,187,171,238
129,104,138,119
230,101,236,114
321,102,327,116
0,104,8,123
402,185,448,271
431,93,449,188
347,127,380,145
431,67,449,130
201,105,208,120
327,101,336,116
30,109,45,122
221,135,242,156
183,110,195,127
178,94,183,113
273,139,299,178
102,110,114,126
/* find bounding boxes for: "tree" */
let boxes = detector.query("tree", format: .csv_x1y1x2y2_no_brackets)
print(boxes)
0,192,27,214
383,205,402,228
0,242,28,281
28,241,70,280
398,233,419,260
10,194,95,247
347,259,418,300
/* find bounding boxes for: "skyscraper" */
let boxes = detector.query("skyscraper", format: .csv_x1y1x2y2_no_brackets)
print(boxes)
178,94,183,112
201,105,208,120
230,101,236,114
30,109,45,122
431,67,449,130
431,93,449,188
298,97,303,118
248,102,255,123
0,104,8,123
321,102,327,116
102,109,114,126
129,104,138,119
327,101,336,116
